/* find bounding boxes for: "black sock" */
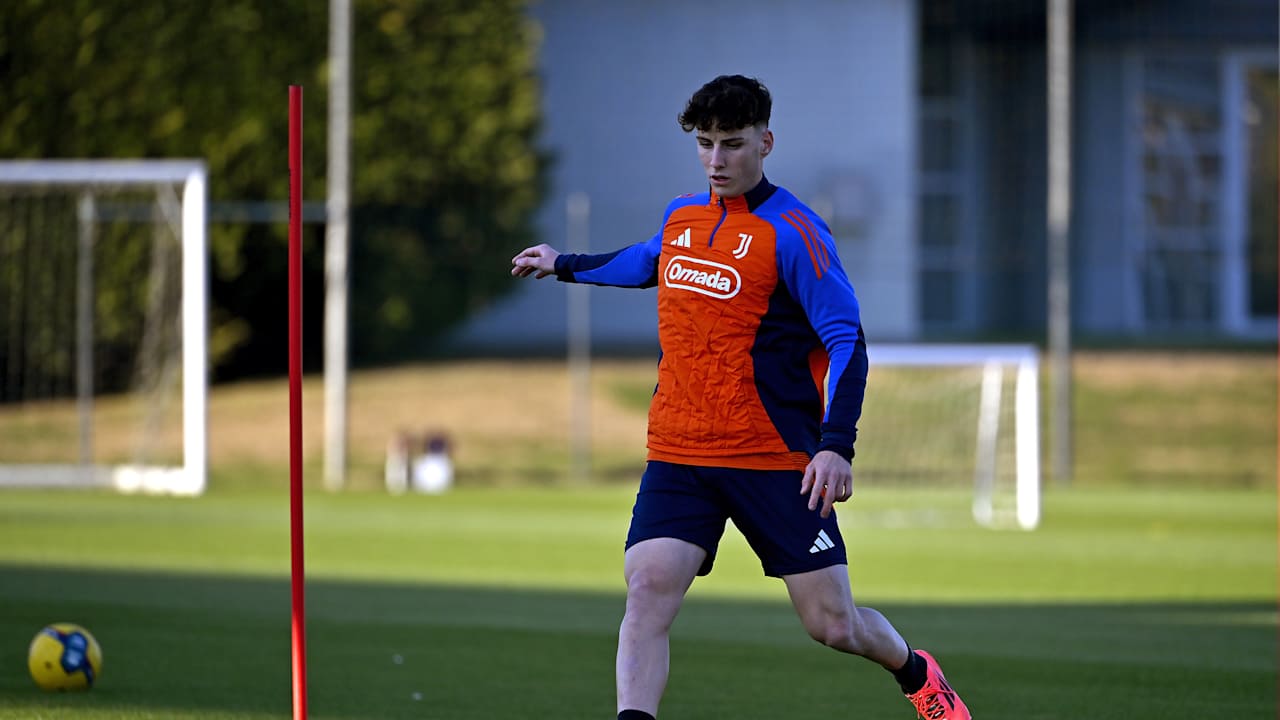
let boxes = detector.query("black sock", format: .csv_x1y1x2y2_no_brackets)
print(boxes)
618,711,656,720
891,648,928,695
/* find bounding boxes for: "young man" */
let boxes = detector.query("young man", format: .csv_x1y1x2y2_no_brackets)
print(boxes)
511,75,971,720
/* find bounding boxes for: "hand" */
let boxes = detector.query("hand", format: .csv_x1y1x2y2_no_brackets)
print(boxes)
800,450,853,519
511,244,561,279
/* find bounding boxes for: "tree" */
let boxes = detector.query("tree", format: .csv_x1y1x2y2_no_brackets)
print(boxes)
0,0,548,381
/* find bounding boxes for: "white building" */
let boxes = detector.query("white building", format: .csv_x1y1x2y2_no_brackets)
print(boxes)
451,0,1278,353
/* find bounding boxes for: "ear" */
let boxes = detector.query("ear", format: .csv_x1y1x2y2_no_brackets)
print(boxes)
760,128,774,157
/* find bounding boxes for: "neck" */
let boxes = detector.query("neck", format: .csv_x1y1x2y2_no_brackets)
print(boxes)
712,176,776,212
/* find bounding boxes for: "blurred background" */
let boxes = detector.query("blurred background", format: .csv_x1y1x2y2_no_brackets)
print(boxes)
0,0,1274,491
0,3,1275,718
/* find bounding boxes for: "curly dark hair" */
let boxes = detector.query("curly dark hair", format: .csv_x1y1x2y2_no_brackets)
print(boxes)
678,75,772,133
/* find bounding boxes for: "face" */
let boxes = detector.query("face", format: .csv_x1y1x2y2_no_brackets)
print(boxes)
695,124,773,198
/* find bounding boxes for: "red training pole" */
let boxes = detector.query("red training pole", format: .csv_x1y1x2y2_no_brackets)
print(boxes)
287,84,308,720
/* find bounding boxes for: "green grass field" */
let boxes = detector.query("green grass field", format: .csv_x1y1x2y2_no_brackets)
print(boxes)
0,483,1274,719
0,352,1275,718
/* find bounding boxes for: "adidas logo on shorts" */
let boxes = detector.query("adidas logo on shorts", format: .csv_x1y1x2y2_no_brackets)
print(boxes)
808,529,835,554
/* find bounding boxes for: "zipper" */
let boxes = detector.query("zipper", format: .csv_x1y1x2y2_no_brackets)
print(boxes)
708,196,727,247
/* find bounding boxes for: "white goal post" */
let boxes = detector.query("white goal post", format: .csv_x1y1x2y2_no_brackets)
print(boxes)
865,343,1041,530
0,160,207,495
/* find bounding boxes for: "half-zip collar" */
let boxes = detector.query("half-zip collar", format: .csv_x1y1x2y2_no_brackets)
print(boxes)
710,175,777,214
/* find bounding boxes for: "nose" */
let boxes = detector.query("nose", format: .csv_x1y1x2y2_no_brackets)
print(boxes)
708,145,725,169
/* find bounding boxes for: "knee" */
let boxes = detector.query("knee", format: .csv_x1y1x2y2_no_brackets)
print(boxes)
625,565,686,605
803,608,868,655
621,567,686,628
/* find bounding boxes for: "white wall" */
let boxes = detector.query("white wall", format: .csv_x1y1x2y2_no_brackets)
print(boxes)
452,0,919,352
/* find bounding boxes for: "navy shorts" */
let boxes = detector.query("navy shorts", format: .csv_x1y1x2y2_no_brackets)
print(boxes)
625,460,847,577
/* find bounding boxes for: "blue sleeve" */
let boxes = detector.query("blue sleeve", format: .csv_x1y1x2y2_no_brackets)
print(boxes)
776,211,867,460
551,194,703,289
553,235,662,288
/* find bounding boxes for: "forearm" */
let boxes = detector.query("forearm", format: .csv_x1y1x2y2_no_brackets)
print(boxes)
819,334,867,459
555,241,659,288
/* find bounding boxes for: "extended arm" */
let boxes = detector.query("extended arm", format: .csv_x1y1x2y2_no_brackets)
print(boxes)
511,235,663,288
511,195,702,288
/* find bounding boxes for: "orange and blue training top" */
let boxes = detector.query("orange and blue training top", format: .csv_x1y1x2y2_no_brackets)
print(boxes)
553,177,867,472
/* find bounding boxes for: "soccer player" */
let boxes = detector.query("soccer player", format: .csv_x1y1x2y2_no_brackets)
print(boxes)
511,74,971,720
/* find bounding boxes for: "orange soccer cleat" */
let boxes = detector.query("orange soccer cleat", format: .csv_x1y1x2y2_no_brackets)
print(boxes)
905,650,971,720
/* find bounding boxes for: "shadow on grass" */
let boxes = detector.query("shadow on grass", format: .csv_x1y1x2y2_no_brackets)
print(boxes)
0,565,1274,720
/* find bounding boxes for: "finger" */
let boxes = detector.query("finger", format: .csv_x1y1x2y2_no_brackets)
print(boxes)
800,466,815,496
535,269,551,279
819,482,837,518
836,479,853,502
807,477,825,513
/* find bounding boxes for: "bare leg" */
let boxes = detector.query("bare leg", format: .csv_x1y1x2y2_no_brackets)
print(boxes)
783,564,909,670
616,538,706,716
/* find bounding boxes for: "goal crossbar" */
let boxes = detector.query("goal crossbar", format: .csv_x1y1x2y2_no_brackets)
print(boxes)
0,160,207,495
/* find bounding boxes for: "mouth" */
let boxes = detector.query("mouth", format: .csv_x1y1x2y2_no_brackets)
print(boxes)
710,175,730,186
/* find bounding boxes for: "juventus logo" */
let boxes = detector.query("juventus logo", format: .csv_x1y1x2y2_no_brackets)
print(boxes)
731,233,753,259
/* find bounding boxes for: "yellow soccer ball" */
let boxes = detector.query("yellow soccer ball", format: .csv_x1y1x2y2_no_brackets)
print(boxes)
27,623,103,691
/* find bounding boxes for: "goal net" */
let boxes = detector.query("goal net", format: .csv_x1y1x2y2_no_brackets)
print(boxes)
858,344,1041,530
0,161,207,495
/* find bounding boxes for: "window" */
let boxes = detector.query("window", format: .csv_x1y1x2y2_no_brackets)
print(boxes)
1243,66,1278,320
1132,52,1223,329
918,26,975,333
